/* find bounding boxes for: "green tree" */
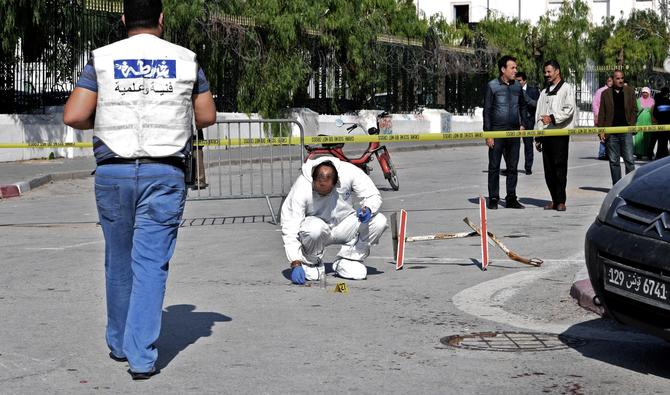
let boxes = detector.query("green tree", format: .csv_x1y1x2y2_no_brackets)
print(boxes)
602,9,670,75
475,14,536,81
587,16,615,67
535,0,591,83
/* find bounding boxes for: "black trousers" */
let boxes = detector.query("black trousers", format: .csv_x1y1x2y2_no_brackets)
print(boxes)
522,136,534,171
654,131,670,159
488,137,520,200
541,136,570,204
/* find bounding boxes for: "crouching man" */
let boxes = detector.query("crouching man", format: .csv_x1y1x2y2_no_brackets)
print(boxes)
281,157,387,284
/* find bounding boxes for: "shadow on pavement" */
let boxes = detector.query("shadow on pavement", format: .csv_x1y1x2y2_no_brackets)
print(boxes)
281,262,384,281
518,197,552,208
579,186,610,194
467,196,552,208
156,304,232,370
561,318,670,379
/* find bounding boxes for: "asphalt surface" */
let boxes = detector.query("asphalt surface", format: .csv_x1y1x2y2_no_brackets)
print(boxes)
1,140,669,394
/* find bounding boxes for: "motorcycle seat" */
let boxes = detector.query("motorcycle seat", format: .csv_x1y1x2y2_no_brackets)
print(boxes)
305,142,345,150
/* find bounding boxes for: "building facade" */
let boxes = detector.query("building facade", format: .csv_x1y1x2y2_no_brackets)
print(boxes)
416,0,662,25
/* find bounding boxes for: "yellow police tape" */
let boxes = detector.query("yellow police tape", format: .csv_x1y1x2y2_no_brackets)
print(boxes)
1,124,668,149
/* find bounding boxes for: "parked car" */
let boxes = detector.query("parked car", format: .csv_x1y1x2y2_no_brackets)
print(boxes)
585,156,670,340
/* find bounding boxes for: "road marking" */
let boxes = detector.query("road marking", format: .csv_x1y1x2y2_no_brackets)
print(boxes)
23,240,103,251
383,185,479,201
451,258,661,343
534,162,602,176
367,256,585,264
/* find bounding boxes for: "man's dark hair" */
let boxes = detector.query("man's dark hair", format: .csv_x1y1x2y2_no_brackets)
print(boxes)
497,55,517,75
543,60,561,72
123,0,163,31
660,87,670,96
312,161,339,185
613,69,624,77
516,71,527,81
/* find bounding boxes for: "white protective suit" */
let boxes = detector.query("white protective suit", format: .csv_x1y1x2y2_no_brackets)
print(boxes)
281,157,387,280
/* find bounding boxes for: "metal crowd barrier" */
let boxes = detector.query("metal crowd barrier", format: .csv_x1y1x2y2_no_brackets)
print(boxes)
188,119,305,225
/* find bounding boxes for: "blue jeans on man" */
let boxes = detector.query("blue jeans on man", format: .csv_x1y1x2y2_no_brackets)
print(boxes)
598,141,608,160
95,162,186,373
605,133,635,184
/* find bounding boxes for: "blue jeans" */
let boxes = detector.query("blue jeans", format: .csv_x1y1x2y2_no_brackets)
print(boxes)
606,133,635,185
95,162,186,372
598,141,607,158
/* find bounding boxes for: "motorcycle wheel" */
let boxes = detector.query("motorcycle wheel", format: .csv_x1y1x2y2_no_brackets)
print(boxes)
379,153,399,191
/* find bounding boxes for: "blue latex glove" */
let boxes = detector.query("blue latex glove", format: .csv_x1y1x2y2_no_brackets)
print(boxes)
291,265,305,285
357,206,372,224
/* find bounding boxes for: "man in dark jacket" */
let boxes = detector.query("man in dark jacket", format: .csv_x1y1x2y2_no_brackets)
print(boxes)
653,87,670,159
484,55,527,209
597,70,637,184
516,71,540,175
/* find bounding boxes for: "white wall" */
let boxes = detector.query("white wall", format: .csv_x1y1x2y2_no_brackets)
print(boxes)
0,109,93,163
416,0,663,25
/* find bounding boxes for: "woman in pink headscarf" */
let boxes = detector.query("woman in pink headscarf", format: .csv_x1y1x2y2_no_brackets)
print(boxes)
633,87,655,159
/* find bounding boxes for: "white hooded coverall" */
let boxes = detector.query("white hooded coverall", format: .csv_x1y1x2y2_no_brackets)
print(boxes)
281,157,387,280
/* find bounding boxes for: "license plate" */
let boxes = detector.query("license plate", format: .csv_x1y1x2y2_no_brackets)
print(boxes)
603,260,670,311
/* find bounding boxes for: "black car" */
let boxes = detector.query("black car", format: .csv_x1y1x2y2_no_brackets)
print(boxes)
585,156,670,340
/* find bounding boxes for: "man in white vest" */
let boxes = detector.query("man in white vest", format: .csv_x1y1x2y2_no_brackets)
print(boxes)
63,0,216,380
281,157,387,284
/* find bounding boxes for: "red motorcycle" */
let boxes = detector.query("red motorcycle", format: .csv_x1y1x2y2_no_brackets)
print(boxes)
304,112,399,191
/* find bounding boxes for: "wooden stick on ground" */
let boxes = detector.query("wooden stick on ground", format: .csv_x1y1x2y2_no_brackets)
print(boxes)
463,217,543,267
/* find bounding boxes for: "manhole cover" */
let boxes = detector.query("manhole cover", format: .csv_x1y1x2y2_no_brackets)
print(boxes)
441,331,586,352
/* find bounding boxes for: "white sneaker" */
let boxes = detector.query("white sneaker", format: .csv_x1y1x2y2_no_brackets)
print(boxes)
332,257,367,280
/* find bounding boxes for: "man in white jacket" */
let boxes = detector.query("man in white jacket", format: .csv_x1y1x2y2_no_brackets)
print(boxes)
535,60,575,212
281,157,387,284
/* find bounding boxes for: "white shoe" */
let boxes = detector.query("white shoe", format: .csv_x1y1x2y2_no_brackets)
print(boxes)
332,258,367,280
303,263,324,281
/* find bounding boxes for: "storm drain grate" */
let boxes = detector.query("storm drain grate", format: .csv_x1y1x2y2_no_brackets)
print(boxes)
441,331,586,352
179,216,271,227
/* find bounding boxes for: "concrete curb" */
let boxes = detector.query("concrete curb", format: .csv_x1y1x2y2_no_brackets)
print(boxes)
570,266,605,316
0,170,92,199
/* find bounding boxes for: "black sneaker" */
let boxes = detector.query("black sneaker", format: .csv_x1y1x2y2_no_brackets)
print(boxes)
109,352,127,363
505,199,525,209
487,198,499,210
525,169,532,175
129,367,159,380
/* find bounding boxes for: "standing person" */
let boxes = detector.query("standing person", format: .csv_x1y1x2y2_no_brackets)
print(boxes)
598,70,637,184
63,0,216,380
592,76,613,160
516,71,540,175
653,87,670,159
281,157,387,283
483,55,527,210
534,60,575,212
633,87,655,159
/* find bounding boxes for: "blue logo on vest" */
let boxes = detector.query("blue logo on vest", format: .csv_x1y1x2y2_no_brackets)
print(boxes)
114,59,176,79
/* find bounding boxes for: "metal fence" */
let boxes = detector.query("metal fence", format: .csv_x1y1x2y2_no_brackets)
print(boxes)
2,0,125,113
188,119,305,224
576,65,670,127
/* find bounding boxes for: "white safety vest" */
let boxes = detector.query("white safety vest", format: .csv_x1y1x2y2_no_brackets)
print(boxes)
93,34,198,158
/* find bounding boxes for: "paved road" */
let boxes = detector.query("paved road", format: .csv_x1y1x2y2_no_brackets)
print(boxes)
1,140,668,394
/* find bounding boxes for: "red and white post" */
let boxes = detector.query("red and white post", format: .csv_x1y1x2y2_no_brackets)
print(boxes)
396,209,407,270
479,195,489,270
